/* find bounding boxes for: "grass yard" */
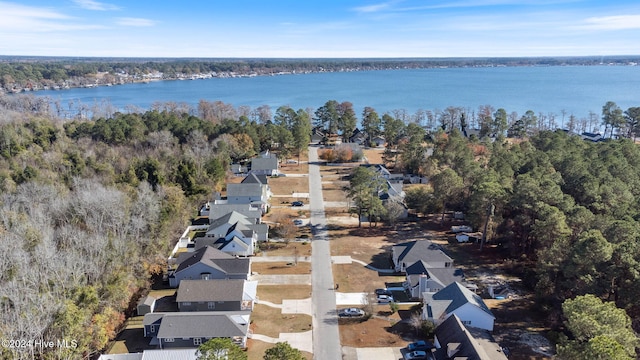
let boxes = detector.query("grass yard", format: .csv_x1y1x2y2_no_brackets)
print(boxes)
332,263,404,293
257,285,312,303
269,177,309,196
339,317,410,348
259,242,312,257
252,261,311,275
251,304,313,338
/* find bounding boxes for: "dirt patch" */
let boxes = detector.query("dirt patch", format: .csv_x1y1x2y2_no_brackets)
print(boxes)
332,263,404,294
257,285,312,303
252,261,311,275
251,304,313,338
339,317,410,347
362,148,385,164
269,177,309,196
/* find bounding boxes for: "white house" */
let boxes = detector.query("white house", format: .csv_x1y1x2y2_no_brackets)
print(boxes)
422,282,495,331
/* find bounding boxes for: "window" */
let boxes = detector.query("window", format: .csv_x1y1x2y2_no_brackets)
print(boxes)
208,302,215,310
462,320,472,325
193,338,202,346
150,325,155,333
164,338,174,343
182,302,191,306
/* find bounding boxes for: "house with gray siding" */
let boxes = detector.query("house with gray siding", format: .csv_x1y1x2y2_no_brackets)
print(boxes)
168,246,250,288
143,311,251,349
250,152,278,176
176,279,257,312
392,240,454,273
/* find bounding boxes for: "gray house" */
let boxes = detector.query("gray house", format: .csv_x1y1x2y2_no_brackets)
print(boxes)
404,262,467,299
144,311,251,349
168,246,250,288
206,203,262,224
392,240,454,273
433,314,508,360
250,152,278,176
176,279,257,312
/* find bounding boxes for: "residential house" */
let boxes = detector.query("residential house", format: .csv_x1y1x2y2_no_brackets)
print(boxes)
405,262,467,299
99,349,198,360
250,151,278,176
581,132,603,142
224,173,271,213
348,128,367,145
176,279,257,312
200,211,259,256
168,246,250,288
432,314,508,360
144,311,251,349
326,133,342,146
371,135,385,147
422,282,495,331
205,203,262,225
392,240,453,273
311,126,325,144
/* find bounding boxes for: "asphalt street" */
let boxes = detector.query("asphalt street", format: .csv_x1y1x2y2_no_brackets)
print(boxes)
308,145,342,360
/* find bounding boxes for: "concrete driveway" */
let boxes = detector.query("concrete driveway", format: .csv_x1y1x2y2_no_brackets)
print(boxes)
342,347,404,360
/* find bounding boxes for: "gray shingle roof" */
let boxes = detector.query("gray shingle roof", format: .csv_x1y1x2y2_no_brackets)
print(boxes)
394,240,453,267
432,282,494,318
434,314,507,360
175,246,250,276
156,311,250,339
176,279,245,302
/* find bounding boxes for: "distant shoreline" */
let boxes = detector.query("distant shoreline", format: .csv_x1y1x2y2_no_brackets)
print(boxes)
1,56,639,95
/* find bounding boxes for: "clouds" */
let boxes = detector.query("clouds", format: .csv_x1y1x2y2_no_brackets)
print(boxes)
116,17,156,27
72,0,120,11
0,0,639,57
580,14,640,31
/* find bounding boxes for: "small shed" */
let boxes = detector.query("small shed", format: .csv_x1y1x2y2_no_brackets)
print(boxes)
137,295,156,316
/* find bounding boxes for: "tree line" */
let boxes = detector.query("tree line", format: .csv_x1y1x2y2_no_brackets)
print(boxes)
397,129,640,358
3,55,639,93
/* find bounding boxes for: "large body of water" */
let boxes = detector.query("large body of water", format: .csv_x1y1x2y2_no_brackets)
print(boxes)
34,65,640,120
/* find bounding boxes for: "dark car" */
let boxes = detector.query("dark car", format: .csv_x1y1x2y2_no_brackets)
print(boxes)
291,201,304,207
407,340,434,351
375,288,392,296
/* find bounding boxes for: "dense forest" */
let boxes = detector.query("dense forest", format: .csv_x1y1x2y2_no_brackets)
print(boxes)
2,55,640,93
1,92,639,358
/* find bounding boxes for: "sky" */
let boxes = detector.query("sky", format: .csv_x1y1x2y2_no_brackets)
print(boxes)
1,0,639,58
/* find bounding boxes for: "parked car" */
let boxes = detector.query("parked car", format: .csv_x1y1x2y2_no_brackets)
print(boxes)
375,288,392,296
377,294,393,303
404,351,428,360
291,201,304,207
293,219,304,225
338,308,365,317
407,340,434,351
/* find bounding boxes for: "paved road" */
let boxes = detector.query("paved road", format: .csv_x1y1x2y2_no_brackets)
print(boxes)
308,146,342,360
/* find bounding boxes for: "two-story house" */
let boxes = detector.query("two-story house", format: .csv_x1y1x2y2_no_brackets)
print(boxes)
168,246,250,288
176,279,257,312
